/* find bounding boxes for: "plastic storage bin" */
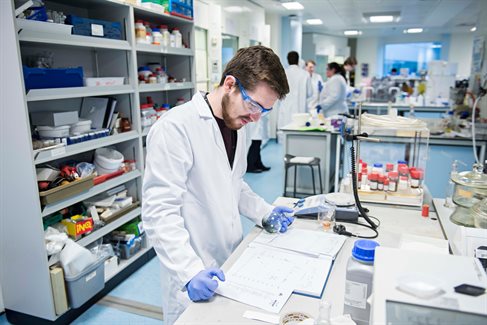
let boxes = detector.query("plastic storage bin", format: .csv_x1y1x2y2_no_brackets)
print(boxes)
16,18,73,35
37,125,71,138
66,15,123,40
64,257,105,308
23,66,84,90
39,175,95,205
169,0,193,19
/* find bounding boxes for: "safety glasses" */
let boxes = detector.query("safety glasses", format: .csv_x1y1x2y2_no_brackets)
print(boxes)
232,77,273,116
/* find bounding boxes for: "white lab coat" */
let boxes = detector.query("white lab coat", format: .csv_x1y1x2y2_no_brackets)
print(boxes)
277,65,311,129
318,74,348,117
142,92,273,325
307,72,324,111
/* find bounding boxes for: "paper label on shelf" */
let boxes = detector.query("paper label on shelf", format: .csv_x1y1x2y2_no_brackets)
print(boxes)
50,146,66,157
344,280,367,309
86,271,97,282
91,24,104,37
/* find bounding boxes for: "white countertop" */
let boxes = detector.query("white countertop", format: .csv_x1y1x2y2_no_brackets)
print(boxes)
175,198,444,324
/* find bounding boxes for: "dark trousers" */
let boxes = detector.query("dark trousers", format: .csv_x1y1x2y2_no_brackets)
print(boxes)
247,140,262,169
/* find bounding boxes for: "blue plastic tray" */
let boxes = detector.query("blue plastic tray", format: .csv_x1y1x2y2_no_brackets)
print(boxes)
23,66,84,90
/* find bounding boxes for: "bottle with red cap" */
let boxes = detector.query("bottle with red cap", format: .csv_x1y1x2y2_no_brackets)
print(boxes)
377,175,385,191
383,178,389,191
388,171,398,192
398,165,409,178
361,168,368,189
410,169,424,188
369,172,379,190
385,163,394,172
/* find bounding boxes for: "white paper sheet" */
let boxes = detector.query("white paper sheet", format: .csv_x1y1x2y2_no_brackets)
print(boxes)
252,228,346,258
216,246,302,313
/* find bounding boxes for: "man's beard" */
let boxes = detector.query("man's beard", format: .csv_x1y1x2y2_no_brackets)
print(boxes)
221,93,242,130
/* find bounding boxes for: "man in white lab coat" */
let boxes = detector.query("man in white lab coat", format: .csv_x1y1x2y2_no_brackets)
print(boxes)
142,46,294,325
305,59,324,111
276,51,311,133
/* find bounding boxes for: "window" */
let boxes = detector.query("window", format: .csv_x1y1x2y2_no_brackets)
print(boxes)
384,42,442,76
222,34,239,71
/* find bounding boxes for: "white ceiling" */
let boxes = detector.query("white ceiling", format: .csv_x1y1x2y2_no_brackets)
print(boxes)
218,0,485,37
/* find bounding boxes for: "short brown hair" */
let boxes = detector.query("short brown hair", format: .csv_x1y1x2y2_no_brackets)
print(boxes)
220,46,289,99
306,60,316,66
344,57,357,66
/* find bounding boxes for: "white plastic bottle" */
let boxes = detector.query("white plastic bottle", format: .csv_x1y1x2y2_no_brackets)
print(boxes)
172,28,182,48
343,239,380,325
160,25,170,47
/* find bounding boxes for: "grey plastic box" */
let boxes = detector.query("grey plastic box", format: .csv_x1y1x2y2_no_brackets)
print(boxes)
30,111,78,127
64,258,105,308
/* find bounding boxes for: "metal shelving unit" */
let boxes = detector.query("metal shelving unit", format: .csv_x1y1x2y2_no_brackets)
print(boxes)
2,0,195,322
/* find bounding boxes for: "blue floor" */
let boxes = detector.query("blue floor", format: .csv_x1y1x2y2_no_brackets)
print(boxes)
0,140,284,325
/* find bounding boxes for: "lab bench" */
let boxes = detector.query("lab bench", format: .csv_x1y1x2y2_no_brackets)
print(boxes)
175,197,446,324
349,102,450,117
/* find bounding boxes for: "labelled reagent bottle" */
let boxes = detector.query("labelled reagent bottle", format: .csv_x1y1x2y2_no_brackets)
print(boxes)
343,239,380,325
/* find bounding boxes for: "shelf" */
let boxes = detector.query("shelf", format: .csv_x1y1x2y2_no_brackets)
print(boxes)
19,30,131,50
138,82,194,93
34,131,139,165
132,4,193,24
41,170,141,217
26,85,134,102
136,43,194,56
105,246,154,282
77,207,142,247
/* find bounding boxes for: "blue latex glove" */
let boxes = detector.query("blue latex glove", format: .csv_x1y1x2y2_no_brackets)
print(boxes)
262,206,295,233
318,80,323,93
186,268,225,301
316,105,322,114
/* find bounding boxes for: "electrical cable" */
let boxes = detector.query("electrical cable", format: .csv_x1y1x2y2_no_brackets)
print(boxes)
472,96,482,164
335,220,379,239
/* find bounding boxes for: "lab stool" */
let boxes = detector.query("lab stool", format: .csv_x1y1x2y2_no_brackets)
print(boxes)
283,154,323,197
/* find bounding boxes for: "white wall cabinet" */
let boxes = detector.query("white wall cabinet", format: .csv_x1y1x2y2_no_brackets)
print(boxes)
1,0,194,322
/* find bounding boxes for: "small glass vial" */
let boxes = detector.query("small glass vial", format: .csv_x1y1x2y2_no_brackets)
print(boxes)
410,169,424,188
388,171,398,192
315,300,331,325
369,173,378,190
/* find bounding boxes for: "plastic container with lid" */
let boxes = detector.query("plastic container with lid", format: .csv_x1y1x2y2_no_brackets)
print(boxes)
159,25,170,47
138,66,152,83
172,28,182,48
398,165,409,177
152,28,162,45
70,119,92,135
395,160,407,171
135,20,147,43
94,147,124,175
344,240,380,325
372,163,383,174
383,178,389,191
144,22,152,44
37,125,70,138
140,104,157,128
149,74,157,84
377,175,384,191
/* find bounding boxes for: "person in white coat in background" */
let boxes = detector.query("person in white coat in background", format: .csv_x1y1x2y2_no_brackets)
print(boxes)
276,51,311,137
316,62,348,117
305,59,324,112
142,46,295,325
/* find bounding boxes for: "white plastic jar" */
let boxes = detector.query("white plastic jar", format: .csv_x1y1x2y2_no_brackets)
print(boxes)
135,20,147,44
343,240,380,325
160,25,170,47
152,28,162,45
172,28,182,48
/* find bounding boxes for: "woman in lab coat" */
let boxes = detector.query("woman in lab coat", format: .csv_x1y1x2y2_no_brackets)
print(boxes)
316,62,348,117
142,46,294,325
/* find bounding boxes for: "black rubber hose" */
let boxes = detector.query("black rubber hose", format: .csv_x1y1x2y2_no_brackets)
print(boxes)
350,144,378,229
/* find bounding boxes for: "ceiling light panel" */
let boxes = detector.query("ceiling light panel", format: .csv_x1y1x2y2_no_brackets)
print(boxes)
363,11,400,23
404,28,423,34
306,19,323,25
344,30,362,36
282,2,304,10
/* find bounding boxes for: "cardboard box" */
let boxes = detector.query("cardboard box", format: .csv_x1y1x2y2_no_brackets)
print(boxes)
31,111,78,127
